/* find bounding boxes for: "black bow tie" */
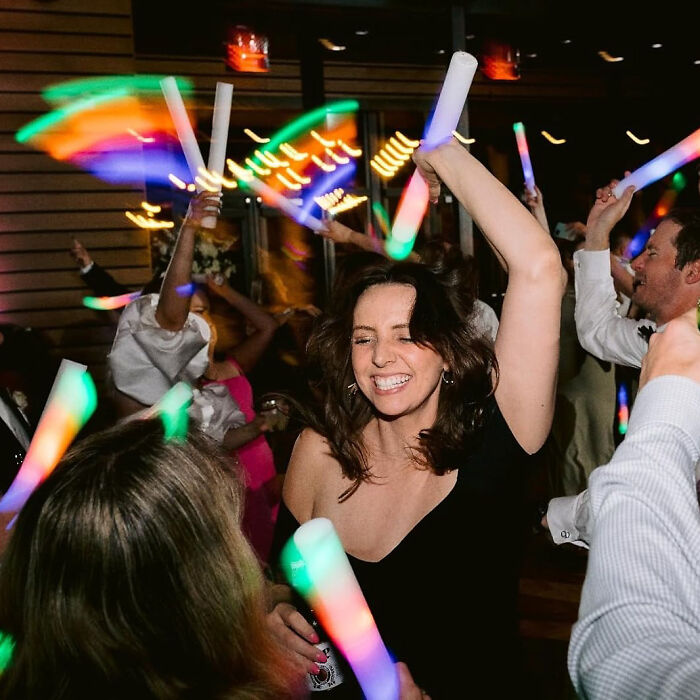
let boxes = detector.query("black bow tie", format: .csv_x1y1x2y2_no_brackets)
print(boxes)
637,325,655,343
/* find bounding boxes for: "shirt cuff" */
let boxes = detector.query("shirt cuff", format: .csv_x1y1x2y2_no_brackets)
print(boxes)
547,493,590,548
573,249,611,280
628,376,700,457
80,261,95,275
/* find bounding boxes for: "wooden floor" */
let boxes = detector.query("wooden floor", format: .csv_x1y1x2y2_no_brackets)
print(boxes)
517,530,588,699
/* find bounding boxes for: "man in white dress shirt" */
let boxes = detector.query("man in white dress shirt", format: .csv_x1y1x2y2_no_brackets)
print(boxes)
545,183,700,546
568,307,700,698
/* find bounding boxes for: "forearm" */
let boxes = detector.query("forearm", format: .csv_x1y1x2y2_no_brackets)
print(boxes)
155,221,197,330
426,140,561,278
217,285,278,335
222,419,265,451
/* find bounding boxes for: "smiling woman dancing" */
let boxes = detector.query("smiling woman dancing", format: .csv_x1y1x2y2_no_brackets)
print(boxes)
267,138,566,699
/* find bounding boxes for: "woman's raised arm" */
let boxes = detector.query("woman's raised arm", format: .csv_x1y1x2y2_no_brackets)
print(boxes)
414,139,566,453
155,192,221,331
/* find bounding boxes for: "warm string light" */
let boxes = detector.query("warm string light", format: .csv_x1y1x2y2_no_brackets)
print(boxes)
125,211,175,229
314,187,345,210
310,129,337,147
168,173,188,189
127,128,155,143
598,50,624,63
337,139,362,157
328,194,367,215
245,157,272,176
276,173,302,190
370,131,416,180
626,130,650,145
311,154,337,172
279,142,308,161
325,147,350,164
395,131,420,148
285,167,311,185
243,128,270,143
318,38,346,52
452,129,475,144
541,130,566,145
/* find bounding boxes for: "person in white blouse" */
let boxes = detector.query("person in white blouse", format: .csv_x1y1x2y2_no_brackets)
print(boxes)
568,307,700,699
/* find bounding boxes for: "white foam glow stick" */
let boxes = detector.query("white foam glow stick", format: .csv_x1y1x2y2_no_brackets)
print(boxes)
160,77,206,185
228,159,325,233
387,52,478,260
202,82,234,228
612,127,700,197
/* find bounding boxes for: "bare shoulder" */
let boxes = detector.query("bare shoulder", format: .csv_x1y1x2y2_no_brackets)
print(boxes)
282,428,337,522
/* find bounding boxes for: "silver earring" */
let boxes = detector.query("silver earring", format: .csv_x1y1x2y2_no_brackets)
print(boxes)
347,382,358,396
441,370,455,385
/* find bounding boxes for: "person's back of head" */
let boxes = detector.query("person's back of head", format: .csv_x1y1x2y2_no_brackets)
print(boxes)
0,420,298,699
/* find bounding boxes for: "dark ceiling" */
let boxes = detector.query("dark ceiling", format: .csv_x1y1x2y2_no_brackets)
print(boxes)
133,0,700,73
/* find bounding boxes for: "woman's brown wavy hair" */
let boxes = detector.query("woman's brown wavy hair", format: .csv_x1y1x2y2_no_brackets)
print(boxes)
0,419,300,699
304,249,497,501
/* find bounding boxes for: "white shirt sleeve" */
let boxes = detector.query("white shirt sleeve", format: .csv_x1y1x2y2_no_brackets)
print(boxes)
568,376,700,699
546,491,591,549
573,249,651,368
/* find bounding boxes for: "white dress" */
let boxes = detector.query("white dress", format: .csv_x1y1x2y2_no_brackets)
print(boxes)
108,294,245,442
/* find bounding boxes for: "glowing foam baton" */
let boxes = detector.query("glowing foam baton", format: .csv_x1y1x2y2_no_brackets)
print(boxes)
202,81,233,228
612,127,700,197
617,383,629,436
281,518,399,700
228,159,325,233
0,362,97,514
161,76,220,228
386,52,478,260
513,122,536,194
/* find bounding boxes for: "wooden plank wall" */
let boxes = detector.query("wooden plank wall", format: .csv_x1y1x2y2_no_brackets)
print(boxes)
0,0,147,385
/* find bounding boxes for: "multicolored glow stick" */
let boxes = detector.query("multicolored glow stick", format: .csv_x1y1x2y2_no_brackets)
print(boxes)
513,122,536,194
281,518,399,700
202,81,233,228
617,383,629,436
612,127,700,197
0,363,96,514
387,52,478,260
228,159,325,232
83,291,141,310
372,201,391,237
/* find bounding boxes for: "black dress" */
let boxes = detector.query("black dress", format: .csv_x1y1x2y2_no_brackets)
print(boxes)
271,401,532,699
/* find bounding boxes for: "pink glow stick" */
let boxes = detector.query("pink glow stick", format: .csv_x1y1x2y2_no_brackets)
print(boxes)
612,127,700,197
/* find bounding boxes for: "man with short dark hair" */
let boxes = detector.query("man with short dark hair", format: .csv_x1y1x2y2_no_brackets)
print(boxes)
546,182,700,546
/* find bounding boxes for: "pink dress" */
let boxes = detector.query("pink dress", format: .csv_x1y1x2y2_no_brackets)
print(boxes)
207,359,279,563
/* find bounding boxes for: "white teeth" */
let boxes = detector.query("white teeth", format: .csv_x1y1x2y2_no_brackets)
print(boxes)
374,375,410,389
